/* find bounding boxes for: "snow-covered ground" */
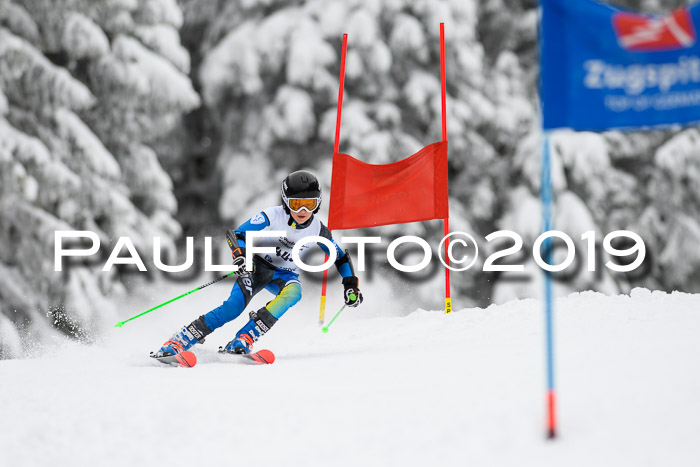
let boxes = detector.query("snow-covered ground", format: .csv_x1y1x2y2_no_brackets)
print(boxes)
1,283,699,467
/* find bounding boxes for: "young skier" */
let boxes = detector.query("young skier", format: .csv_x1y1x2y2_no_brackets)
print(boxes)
152,170,362,357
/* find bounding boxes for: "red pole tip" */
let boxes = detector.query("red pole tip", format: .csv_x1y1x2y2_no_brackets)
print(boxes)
546,390,557,439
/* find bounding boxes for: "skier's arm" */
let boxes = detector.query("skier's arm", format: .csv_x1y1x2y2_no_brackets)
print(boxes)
317,224,353,278
318,224,363,307
234,212,271,248
229,212,270,268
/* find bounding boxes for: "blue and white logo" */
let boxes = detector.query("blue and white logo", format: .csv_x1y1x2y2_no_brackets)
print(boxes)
251,213,266,225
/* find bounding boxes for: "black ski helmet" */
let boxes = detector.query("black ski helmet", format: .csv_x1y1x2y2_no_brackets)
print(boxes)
281,170,322,214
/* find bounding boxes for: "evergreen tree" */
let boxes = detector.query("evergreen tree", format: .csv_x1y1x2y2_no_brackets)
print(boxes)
0,0,198,357
192,0,539,307
179,0,700,307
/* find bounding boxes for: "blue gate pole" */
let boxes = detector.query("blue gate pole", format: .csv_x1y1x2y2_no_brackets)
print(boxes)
541,130,557,439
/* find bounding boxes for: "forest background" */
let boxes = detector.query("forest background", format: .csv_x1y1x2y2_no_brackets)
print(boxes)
1,0,696,357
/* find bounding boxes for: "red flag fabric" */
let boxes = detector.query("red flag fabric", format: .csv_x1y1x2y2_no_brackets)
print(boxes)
328,141,449,230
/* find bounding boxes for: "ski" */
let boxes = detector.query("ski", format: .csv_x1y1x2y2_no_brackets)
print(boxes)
151,350,197,368
217,348,275,365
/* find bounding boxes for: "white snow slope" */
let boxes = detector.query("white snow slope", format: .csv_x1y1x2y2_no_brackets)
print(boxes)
1,285,699,467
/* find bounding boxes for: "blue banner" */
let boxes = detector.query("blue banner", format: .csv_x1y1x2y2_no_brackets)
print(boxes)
541,0,700,130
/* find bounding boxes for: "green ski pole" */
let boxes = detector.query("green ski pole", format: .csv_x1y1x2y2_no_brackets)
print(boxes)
321,302,351,333
114,270,238,328
116,229,246,328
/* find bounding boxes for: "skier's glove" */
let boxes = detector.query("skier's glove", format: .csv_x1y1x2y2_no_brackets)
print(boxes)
231,246,247,271
342,276,363,307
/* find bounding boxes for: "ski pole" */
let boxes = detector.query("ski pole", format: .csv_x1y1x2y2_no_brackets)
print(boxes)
321,302,350,333
114,270,238,328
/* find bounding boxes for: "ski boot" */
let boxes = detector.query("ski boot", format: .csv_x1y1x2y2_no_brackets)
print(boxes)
221,307,277,355
151,316,211,357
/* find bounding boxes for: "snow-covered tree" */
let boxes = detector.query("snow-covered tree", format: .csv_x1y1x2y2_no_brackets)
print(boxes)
634,129,700,291
0,0,198,357
174,0,700,311
187,0,541,308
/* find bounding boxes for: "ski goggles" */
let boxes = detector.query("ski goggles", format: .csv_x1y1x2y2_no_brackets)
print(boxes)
287,197,320,213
